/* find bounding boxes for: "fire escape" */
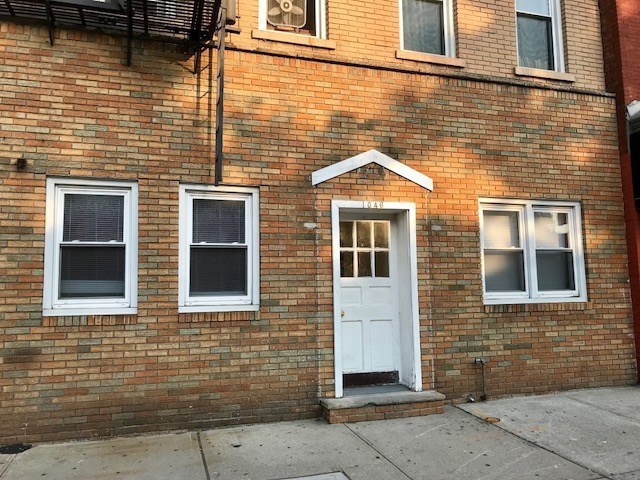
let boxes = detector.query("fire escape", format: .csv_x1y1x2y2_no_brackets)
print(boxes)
0,0,235,183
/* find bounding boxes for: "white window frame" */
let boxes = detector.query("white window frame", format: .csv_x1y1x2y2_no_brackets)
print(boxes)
399,0,456,57
258,0,326,39
179,185,260,313
43,178,138,316
479,198,587,305
515,0,565,72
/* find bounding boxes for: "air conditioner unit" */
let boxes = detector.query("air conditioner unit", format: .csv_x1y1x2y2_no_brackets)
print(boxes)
267,0,306,29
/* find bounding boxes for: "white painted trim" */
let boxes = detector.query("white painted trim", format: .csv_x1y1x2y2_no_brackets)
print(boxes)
479,198,587,305
331,200,422,398
399,0,456,57
43,177,138,317
331,201,343,397
406,203,423,391
312,150,433,191
178,184,260,312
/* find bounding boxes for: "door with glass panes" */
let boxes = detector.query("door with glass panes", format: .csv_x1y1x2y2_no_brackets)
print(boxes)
339,219,400,375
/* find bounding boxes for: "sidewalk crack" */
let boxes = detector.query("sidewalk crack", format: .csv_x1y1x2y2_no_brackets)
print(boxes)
343,424,413,480
0,455,17,479
563,395,640,425
197,432,211,480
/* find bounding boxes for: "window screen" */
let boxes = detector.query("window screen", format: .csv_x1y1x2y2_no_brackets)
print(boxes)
403,0,445,55
516,0,555,70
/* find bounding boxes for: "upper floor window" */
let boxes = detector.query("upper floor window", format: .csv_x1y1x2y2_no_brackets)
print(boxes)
43,178,138,316
516,0,565,71
401,0,455,57
480,199,587,305
179,185,260,313
260,0,326,38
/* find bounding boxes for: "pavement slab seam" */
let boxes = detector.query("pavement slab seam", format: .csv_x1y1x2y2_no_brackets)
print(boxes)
454,405,610,480
343,424,413,480
560,395,640,426
197,432,211,480
613,469,640,477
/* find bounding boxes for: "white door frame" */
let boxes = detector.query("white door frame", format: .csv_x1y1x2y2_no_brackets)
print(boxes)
332,200,422,398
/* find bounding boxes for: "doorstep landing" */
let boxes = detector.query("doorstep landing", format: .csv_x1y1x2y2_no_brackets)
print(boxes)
320,389,445,424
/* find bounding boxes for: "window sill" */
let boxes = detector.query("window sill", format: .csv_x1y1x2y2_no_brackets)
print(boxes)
179,304,260,314
514,66,576,83
43,306,137,317
251,29,336,49
395,49,466,68
483,295,587,306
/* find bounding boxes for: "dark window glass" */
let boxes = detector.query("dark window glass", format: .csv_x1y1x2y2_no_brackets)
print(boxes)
356,222,371,248
59,246,125,298
375,251,390,278
517,14,553,70
190,247,247,296
374,222,389,248
484,251,526,292
358,251,372,277
403,0,444,55
340,222,354,248
536,251,575,291
340,251,354,278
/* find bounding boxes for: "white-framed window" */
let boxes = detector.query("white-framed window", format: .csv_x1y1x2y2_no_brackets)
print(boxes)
179,185,260,313
479,198,587,305
400,0,456,57
516,0,565,72
43,178,138,316
259,0,326,38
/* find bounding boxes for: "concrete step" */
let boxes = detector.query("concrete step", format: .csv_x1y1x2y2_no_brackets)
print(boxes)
320,389,446,424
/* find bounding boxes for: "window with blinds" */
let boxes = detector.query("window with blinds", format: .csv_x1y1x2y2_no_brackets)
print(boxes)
43,179,138,316
480,199,586,304
179,186,259,312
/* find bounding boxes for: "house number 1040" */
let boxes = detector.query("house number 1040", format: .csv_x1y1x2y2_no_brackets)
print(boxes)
364,201,384,209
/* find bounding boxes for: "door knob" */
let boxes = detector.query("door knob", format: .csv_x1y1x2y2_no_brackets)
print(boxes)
341,310,345,317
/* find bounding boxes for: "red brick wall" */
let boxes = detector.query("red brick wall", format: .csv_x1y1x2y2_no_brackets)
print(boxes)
598,0,640,376
0,23,636,444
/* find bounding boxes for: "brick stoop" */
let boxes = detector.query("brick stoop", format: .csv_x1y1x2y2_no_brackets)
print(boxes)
320,390,446,424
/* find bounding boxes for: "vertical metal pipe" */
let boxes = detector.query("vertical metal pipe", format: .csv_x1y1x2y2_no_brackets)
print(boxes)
214,7,226,186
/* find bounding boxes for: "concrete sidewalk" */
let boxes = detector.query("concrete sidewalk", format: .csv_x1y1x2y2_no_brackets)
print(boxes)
0,386,637,480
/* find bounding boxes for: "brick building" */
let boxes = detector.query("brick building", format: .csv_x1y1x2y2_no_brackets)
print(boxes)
0,0,637,443
599,0,640,378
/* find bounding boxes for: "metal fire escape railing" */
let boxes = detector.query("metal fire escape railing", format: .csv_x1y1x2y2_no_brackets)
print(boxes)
0,0,223,63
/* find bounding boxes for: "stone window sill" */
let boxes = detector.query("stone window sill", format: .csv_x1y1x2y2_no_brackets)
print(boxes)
396,49,466,68
251,29,336,49
514,66,576,82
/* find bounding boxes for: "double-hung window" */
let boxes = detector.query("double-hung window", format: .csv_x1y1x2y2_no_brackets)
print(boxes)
179,185,259,312
43,178,138,316
400,0,455,57
480,199,586,304
516,0,565,71
260,0,326,38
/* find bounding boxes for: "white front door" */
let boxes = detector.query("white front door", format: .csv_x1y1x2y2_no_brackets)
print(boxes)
339,219,400,374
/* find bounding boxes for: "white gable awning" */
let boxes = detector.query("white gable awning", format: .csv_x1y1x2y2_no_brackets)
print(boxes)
311,149,433,191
